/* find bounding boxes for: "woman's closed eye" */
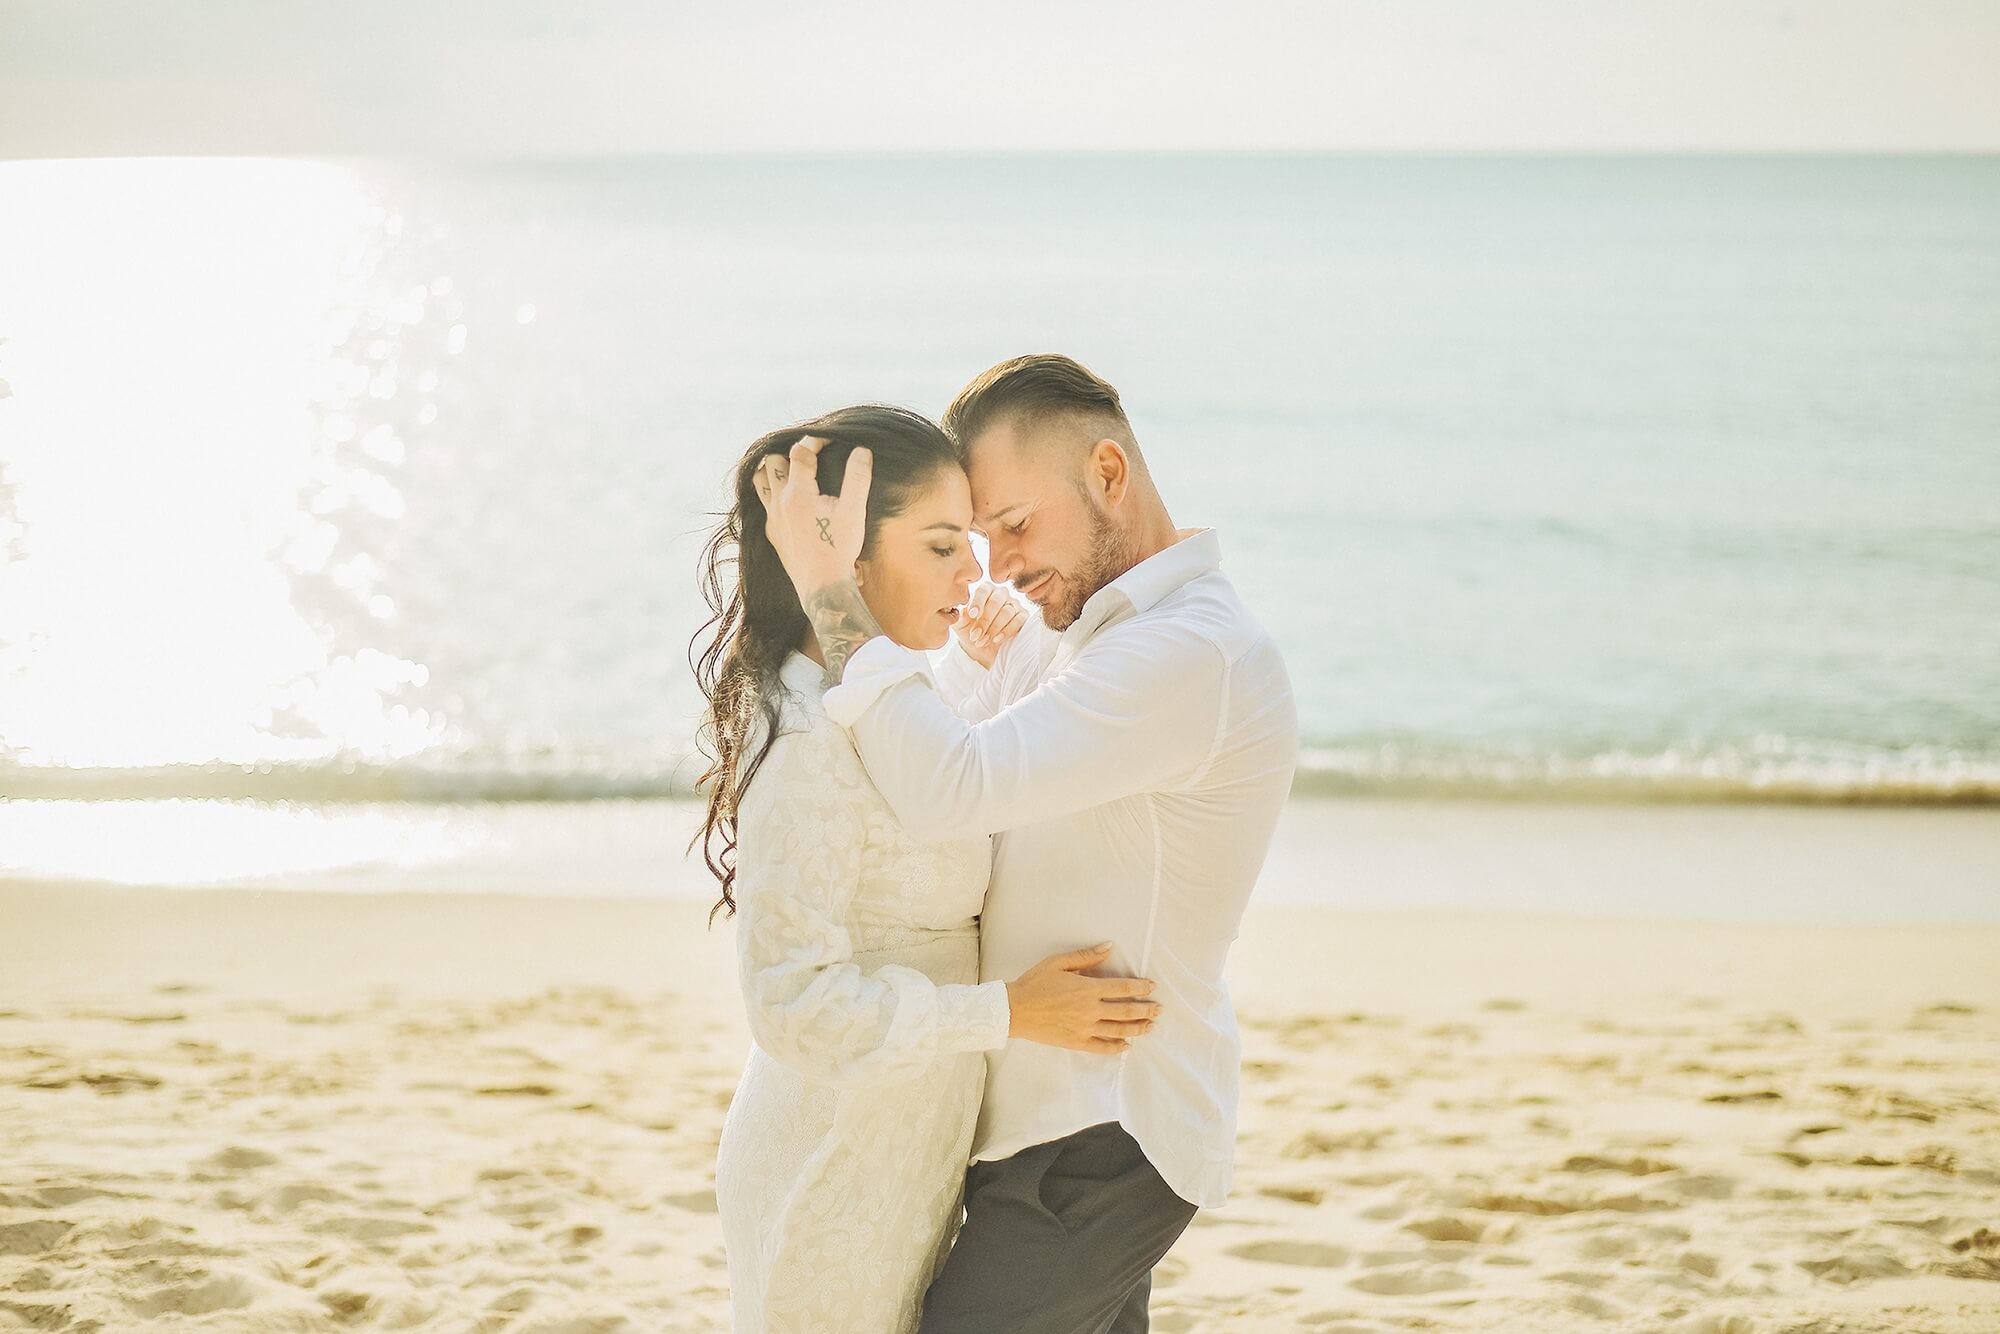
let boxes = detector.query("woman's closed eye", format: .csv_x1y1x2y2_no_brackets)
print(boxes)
932,543,957,558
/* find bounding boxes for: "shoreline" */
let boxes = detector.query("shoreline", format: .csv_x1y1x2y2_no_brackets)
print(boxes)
8,877,2000,1017
4,793,1996,924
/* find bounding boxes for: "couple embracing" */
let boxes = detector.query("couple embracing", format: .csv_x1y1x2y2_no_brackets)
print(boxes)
694,354,1298,1333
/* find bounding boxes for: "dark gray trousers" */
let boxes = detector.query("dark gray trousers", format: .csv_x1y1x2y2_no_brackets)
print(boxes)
917,1120,1201,1334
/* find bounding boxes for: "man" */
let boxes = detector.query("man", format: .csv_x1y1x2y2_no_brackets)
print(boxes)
760,354,1298,1333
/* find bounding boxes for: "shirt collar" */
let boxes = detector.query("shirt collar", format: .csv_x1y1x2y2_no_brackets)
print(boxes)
1063,526,1221,644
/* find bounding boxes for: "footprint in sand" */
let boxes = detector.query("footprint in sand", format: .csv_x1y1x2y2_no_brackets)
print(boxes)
1675,1249,1721,1278
0,1219,75,1256
123,1271,260,1319
29,1068,163,1092
0,1185,118,1209
1224,1240,1349,1267
262,1182,353,1213
662,1189,717,1213
1348,1264,1471,1296
1951,1226,2000,1255
1660,1172,1738,1200
1798,1247,1911,1283
1576,1222,1693,1258
1355,1194,1408,1221
1559,1153,1679,1176
305,1215,438,1242
195,1145,279,1174
1457,1191,1591,1216
1401,1215,1486,1243
1284,1128,1395,1158
1664,1316,1760,1334
549,1223,604,1247
1565,1290,1627,1320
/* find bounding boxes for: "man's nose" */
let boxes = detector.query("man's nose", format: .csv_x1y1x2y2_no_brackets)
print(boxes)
987,535,1021,583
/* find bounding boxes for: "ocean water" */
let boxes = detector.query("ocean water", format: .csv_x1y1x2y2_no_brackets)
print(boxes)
1,153,1997,806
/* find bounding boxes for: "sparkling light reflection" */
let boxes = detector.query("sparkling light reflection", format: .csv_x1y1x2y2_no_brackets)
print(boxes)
0,798,479,886
0,158,441,771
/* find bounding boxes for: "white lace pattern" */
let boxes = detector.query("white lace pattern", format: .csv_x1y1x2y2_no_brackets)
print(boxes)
715,651,1009,1333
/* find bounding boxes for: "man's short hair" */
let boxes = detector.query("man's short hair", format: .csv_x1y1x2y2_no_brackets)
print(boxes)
941,354,1135,465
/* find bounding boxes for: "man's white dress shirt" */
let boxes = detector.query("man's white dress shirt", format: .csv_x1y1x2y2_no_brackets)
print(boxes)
823,527,1298,1208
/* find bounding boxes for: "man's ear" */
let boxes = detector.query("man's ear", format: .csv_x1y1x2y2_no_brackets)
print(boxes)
1090,438,1131,506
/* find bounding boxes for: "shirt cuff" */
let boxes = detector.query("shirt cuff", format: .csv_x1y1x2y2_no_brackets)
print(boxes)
822,635,932,728
940,979,1012,1051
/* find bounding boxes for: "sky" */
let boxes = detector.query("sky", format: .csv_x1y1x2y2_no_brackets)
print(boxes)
1,0,1997,158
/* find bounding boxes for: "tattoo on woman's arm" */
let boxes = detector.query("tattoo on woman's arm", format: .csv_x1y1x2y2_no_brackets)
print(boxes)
802,578,883,685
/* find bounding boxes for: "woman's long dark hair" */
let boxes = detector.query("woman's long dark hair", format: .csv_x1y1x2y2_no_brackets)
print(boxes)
691,404,962,927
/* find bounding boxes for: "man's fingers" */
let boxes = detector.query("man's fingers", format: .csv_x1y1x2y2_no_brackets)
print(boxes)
1054,942,1115,971
1102,977,1156,999
1096,1014,1155,1033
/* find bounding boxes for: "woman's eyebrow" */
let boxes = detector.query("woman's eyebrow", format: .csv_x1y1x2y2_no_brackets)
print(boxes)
919,521,965,533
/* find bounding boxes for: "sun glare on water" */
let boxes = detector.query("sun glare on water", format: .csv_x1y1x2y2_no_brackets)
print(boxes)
0,157,444,774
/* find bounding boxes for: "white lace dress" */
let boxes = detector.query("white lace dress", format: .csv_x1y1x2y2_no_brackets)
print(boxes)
714,650,1012,1334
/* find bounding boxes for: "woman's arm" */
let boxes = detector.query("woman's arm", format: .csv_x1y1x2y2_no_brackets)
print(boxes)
733,720,1162,1080
732,722,1011,1088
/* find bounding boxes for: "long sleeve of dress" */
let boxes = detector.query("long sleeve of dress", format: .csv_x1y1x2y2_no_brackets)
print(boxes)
732,718,1011,1089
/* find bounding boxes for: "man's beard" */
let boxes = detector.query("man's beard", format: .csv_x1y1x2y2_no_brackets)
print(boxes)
1039,503,1136,632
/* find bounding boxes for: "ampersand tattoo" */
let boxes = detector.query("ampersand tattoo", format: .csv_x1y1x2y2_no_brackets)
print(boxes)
816,517,833,546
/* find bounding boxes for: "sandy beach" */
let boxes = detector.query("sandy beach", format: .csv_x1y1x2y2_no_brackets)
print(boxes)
4,802,2000,1333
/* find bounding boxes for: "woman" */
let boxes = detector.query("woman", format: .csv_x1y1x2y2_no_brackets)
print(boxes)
692,404,1162,1333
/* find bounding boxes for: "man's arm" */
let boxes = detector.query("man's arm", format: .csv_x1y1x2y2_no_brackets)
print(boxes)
822,619,1227,841
954,614,1055,723
752,431,1194,825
